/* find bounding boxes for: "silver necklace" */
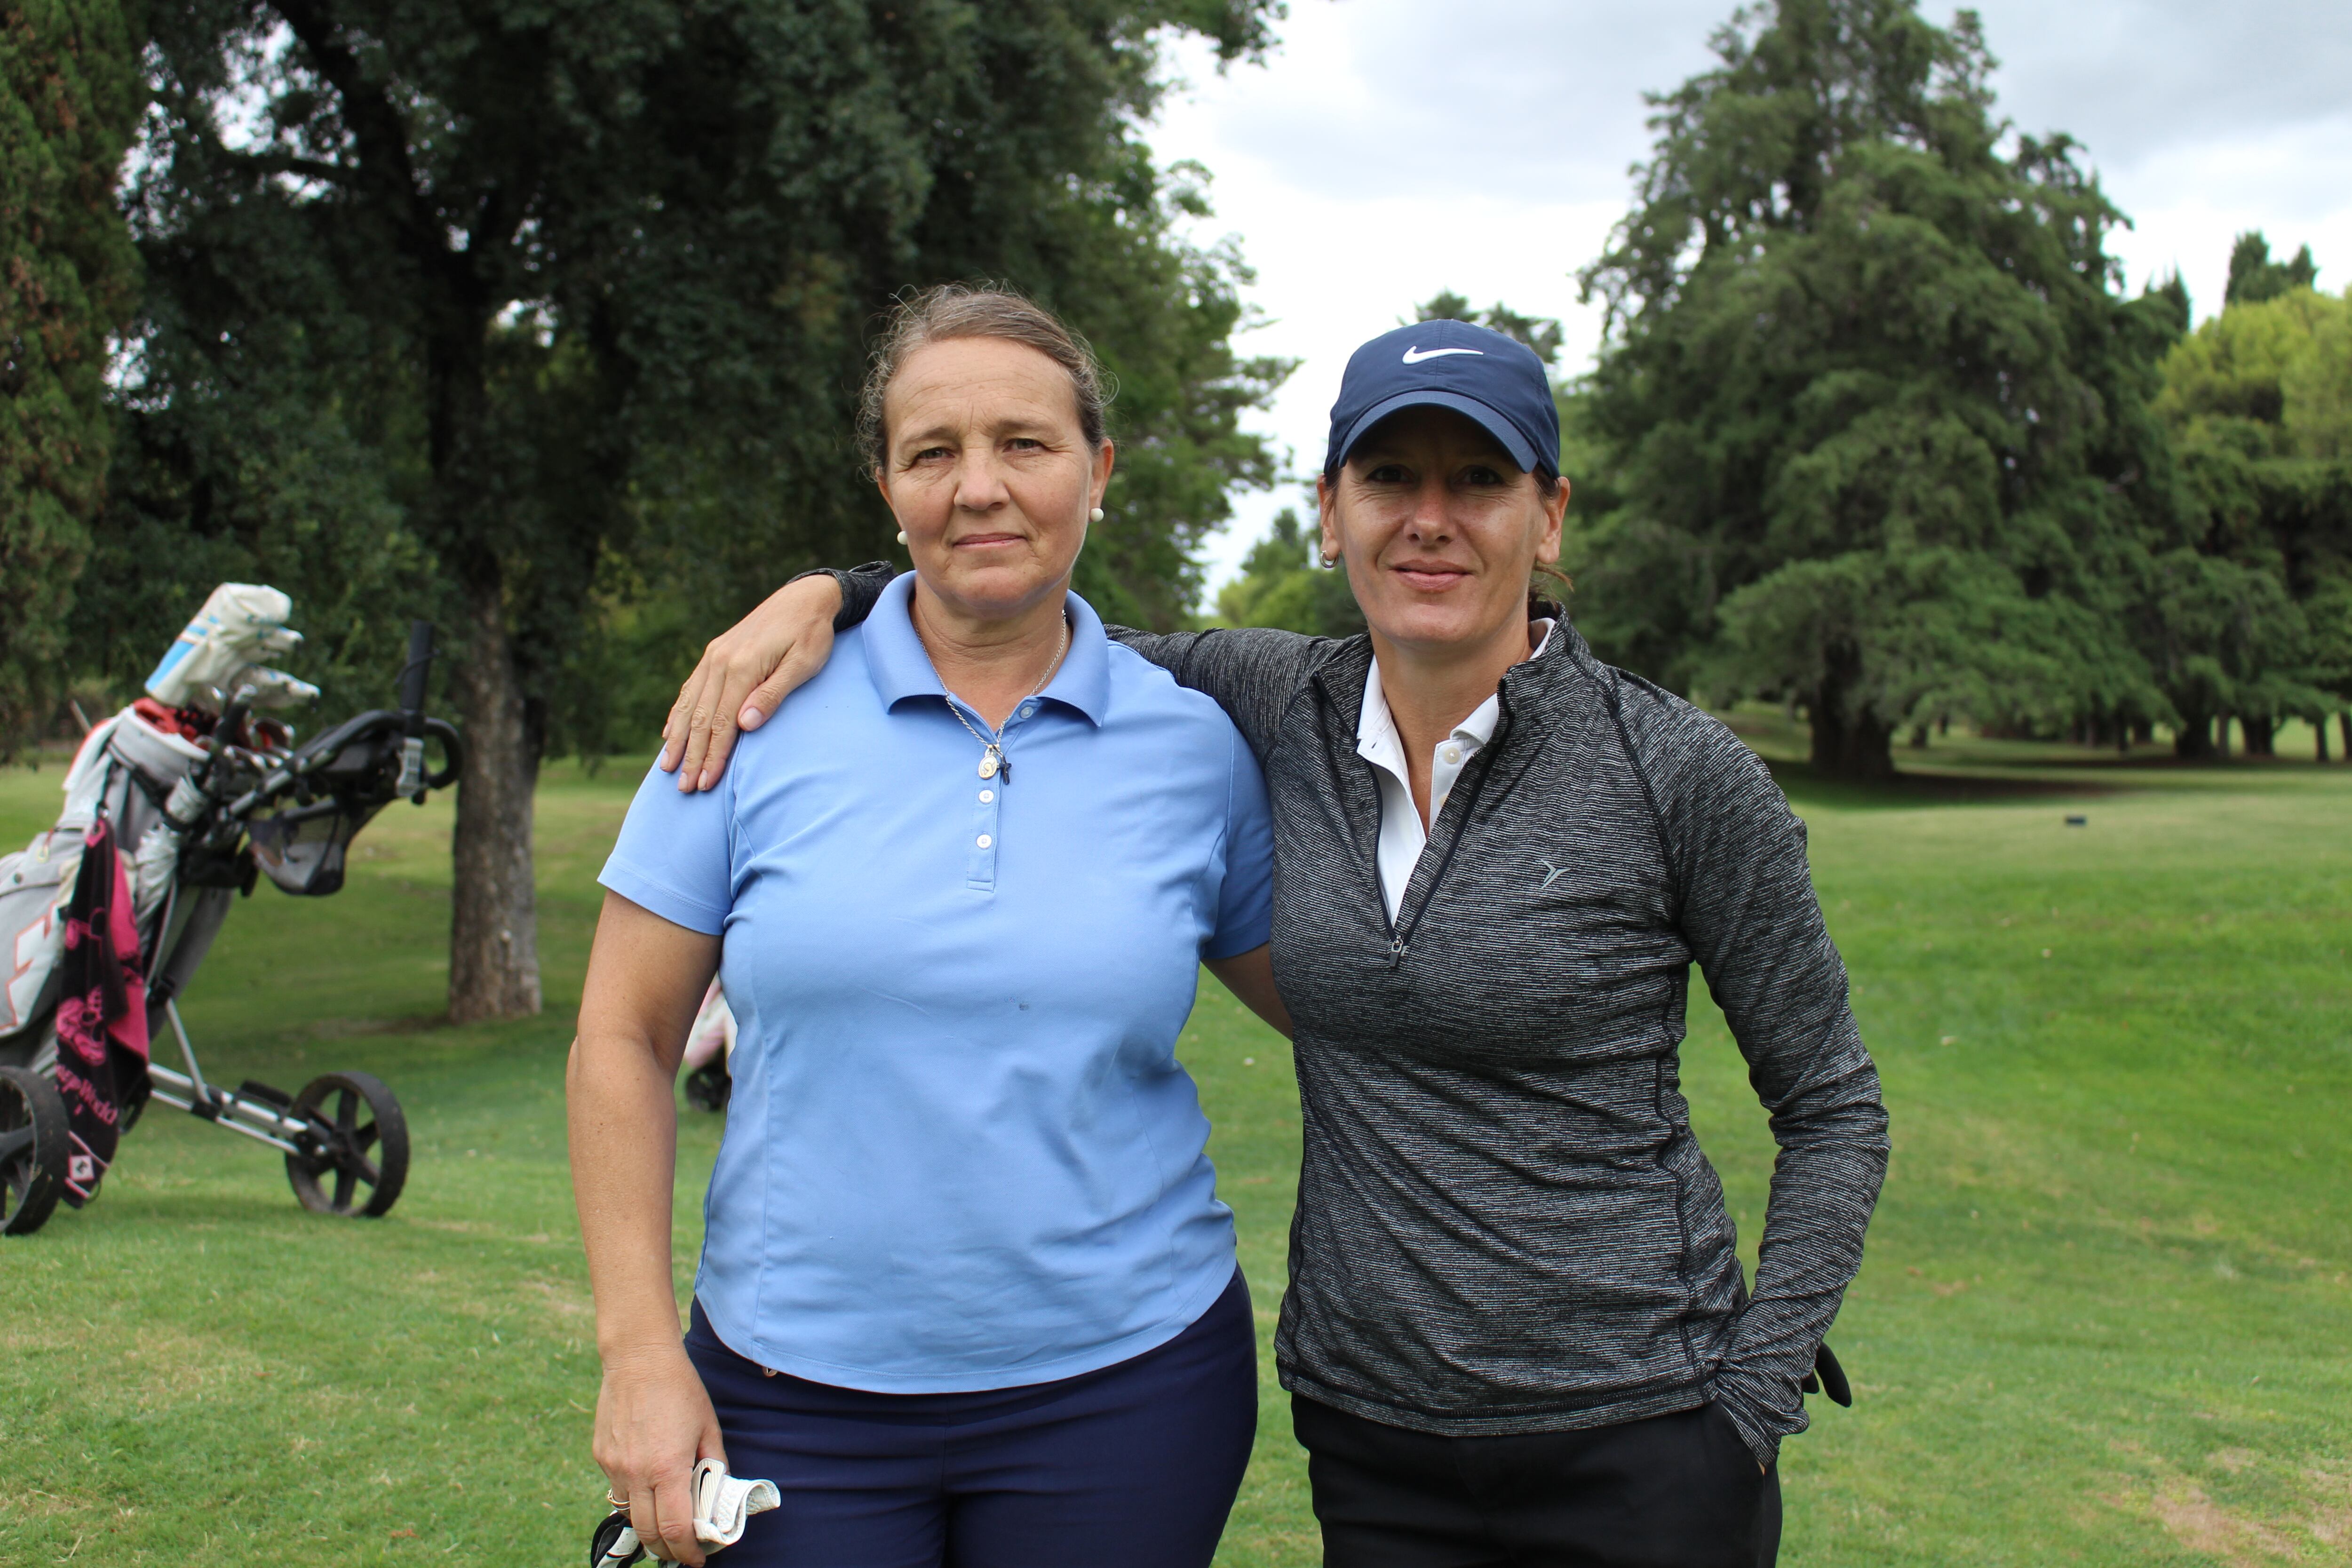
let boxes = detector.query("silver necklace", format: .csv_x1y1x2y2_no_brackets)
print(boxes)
921,611,1070,781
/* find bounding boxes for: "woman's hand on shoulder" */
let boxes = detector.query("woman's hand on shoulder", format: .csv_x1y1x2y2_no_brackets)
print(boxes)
660,573,844,792
593,1342,728,1567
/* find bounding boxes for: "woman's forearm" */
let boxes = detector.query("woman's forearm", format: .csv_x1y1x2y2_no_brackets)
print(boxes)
569,890,723,1360
570,1022,731,1568
569,1027,691,1361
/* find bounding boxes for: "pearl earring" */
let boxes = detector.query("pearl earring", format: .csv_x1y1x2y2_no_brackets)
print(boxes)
896,530,908,546
1089,507,1104,523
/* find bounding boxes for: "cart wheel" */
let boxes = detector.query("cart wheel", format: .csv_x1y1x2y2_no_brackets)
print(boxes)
285,1071,409,1218
0,1066,69,1237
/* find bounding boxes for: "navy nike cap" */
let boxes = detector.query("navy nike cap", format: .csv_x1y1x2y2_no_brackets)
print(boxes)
1324,318,1559,478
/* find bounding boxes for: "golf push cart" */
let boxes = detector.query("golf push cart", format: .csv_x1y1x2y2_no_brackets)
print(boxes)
0,585,462,1236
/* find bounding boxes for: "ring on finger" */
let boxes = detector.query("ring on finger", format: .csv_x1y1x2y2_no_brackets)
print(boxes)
606,1488,630,1511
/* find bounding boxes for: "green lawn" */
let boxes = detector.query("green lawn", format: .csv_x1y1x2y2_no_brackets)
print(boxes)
0,728,2346,1565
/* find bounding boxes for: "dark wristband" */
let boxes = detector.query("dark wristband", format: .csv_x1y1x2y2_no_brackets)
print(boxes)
786,562,896,632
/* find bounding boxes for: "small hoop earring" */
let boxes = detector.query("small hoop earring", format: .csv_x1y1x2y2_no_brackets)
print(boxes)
1089,507,1104,523
1319,553,1338,569
895,530,909,546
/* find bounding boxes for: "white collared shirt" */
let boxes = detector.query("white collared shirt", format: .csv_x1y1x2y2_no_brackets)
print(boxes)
1356,621,1555,923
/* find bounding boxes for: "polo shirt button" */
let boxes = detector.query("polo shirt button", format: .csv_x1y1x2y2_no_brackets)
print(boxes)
976,834,993,849
1441,746,1462,764
1020,703,1036,717
979,788,994,803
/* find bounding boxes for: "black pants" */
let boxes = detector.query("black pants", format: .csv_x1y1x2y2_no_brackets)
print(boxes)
1295,1394,1780,1568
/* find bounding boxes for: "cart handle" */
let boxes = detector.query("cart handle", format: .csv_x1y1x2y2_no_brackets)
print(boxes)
222,712,462,819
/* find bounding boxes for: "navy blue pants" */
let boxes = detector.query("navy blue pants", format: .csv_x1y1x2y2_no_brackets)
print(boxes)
683,1270,1256,1567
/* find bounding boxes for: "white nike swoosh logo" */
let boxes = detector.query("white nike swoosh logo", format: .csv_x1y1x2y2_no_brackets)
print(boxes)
1401,346,1485,364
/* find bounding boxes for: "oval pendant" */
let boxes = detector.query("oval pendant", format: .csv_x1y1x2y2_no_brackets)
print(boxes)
978,751,1000,780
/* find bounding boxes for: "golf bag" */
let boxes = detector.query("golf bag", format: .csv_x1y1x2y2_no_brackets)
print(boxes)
0,587,461,1235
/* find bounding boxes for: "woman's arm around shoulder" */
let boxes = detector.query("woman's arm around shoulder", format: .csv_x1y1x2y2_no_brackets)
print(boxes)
660,562,1332,786
1103,624,1331,763
659,564,881,791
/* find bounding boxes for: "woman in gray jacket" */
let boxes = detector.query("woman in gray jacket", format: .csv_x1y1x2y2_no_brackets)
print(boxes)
662,315,1888,1568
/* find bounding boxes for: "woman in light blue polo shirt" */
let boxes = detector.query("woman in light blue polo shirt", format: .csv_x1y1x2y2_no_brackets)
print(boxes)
567,287,1286,1568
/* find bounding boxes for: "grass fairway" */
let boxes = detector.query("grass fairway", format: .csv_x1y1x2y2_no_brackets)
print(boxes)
1,728,2346,1566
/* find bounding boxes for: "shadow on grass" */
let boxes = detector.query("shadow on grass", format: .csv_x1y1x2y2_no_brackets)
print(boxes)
1762,751,2349,812
1728,712,2345,812
1764,759,2119,812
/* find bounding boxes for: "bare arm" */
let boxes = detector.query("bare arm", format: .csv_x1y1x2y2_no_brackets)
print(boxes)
660,573,847,791
568,891,725,1566
1204,944,1290,1038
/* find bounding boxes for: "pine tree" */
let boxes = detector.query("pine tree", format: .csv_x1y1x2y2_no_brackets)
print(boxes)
1573,0,2178,779
2224,232,2320,307
1413,290,1565,368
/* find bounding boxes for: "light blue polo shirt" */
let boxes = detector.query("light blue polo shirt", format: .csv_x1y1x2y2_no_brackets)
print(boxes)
599,574,1273,1393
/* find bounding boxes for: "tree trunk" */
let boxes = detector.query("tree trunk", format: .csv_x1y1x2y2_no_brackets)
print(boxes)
1806,652,1895,781
2320,720,2332,763
447,575,544,1022
1814,713,1895,780
420,278,546,1023
2215,714,2231,759
2241,715,2275,756
2340,712,2350,763
2173,712,2216,759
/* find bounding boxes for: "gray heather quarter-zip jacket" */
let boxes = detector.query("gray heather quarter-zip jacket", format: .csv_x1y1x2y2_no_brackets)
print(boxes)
830,569,1888,1466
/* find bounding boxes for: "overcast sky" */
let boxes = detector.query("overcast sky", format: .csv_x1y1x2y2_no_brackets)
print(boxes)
1145,0,2352,594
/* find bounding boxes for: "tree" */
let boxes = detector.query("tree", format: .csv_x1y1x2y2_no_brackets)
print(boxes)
2225,231,2320,307
1572,0,2178,780
0,0,142,747
2154,276,2352,756
72,103,436,735
1215,507,1365,637
1413,290,1564,367
1055,167,1293,631
102,0,1286,1021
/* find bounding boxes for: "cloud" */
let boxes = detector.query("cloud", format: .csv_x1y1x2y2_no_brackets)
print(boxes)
1186,0,1728,202
1978,0,2352,168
